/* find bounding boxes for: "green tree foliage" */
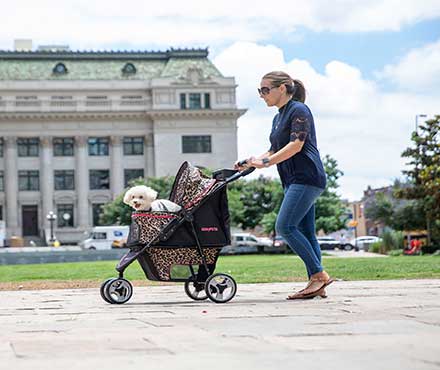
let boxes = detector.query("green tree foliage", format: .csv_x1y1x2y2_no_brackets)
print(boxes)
315,155,348,233
99,176,175,225
395,115,440,244
227,176,283,230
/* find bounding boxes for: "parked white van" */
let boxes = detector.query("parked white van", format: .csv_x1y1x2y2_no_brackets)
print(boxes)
81,226,129,250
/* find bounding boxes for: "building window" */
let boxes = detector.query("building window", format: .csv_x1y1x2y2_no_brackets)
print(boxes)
123,137,144,155
57,204,74,227
92,203,105,226
180,93,186,109
0,171,3,191
54,170,75,190
53,137,74,156
19,170,39,191
0,138,3,157
17,138,39,157
88,137,109,156
204,93,211,109
189,93,201,109
90,170,110,190
182,135,212,153
53,63,68,75
122,63,136,75
124,169,144,187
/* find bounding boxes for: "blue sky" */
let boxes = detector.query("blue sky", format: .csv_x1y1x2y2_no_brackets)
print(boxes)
1,0,439,200
271,19,440,81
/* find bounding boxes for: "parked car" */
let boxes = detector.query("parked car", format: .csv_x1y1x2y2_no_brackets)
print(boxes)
221,233,265,254
316,236,341,250
80,226,129,250
349,236,382,251
260,236,287,253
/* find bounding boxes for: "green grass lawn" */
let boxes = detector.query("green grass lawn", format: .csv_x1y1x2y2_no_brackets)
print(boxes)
0,255,439,283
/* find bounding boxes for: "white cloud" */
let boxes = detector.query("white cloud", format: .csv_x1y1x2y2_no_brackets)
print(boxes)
1,0,440,49
214,40,440,201
379,39,440,93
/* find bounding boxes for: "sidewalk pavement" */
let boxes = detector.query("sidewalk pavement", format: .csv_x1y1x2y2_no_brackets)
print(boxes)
1,279,439,370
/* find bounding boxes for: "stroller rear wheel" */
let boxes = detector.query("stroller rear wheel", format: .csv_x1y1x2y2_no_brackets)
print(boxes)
184,279,209,301
205,273,237,303
102,278,133,304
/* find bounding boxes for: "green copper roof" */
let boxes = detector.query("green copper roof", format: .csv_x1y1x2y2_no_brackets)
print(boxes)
0,48,223,80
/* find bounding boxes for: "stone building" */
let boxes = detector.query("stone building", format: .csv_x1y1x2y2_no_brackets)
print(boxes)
0,40,245,244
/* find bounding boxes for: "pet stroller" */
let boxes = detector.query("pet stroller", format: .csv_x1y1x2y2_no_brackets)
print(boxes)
100,161,254,304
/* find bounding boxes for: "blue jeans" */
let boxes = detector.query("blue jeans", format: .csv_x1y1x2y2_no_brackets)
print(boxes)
275,184,324,277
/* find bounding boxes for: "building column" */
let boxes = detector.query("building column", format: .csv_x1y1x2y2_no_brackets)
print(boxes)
75,136,89,229
110,136,124,198
4,137,19,237
145,133,155,177
40,136,53,232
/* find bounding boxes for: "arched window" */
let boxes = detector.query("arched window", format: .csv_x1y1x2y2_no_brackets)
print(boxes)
53,63,68,75
122,63,136,75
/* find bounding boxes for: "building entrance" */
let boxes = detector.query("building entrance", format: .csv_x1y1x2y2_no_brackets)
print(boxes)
22,205,39,236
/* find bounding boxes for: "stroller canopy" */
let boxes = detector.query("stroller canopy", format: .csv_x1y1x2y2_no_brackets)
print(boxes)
169,162,218,210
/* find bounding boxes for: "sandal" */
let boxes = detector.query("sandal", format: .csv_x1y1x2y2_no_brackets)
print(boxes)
286,276,334,300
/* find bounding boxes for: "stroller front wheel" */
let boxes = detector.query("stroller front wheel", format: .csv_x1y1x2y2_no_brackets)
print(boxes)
102,278,133,304
205,273,237,303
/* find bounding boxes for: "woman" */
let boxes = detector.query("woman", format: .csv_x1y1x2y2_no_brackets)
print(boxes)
235,71,333,299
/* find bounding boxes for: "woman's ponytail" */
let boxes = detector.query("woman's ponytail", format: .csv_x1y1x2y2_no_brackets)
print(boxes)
291,79,306,103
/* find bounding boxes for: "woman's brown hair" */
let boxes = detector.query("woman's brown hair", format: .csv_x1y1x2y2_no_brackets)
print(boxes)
262,71,306,103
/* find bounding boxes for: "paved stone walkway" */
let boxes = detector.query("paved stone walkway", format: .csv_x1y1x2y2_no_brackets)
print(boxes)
1,279,439,370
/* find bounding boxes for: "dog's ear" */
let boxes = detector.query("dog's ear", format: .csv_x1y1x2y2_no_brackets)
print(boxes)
123,188,132,205
145,187,158,201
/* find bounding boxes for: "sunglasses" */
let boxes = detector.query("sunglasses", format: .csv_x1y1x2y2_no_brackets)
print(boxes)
258,86,278,96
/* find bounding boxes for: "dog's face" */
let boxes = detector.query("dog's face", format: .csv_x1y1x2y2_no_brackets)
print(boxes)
123,185,158,211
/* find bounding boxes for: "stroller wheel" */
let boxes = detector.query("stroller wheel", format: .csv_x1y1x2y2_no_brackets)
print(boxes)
100,278,117,303
205,273,237,303
104,278,133,304
184,279,208,301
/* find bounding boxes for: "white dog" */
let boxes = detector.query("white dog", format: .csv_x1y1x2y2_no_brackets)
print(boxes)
123,185,182,213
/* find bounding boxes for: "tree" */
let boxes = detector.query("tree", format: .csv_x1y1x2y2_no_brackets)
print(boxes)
364,186,426,232
100,176,175,225
395,115,440,244
227,176,283,229
315,155,348,233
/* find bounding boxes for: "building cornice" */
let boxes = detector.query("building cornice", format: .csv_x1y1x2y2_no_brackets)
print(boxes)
0,109,247,121
0,111,148,121
0,48,209,61
148,109,247,120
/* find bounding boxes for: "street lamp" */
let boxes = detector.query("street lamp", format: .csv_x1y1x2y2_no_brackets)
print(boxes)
46,211,57,243
415,114,427,133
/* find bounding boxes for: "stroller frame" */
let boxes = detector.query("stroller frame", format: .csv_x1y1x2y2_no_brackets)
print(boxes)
100,163,254,304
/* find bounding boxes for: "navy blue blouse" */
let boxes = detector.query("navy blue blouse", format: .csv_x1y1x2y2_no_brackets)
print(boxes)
269,99,326,189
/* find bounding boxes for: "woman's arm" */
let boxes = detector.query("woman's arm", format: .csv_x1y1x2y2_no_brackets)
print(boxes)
249,140,304,169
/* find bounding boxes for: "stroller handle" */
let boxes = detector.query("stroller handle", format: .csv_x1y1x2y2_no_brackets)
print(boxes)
221,159,255,183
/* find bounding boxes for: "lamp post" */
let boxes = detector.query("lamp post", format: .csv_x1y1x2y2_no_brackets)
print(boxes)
46,211,57,244
415,114,427,133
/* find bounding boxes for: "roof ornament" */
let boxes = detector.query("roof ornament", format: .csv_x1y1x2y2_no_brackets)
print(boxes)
53,62,68,75
122,63,137,75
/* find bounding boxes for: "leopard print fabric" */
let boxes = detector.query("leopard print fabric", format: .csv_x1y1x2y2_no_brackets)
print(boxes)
128,212,178,246
146,247,220,280
170,162,217,210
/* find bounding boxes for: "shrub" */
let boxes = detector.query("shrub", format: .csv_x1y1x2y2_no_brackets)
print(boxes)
370,241,382,253
388,249,404,256
380,229,405,253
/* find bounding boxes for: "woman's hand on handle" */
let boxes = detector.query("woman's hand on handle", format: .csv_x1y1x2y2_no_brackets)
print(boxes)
248,157,266,169
234,158,250,171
